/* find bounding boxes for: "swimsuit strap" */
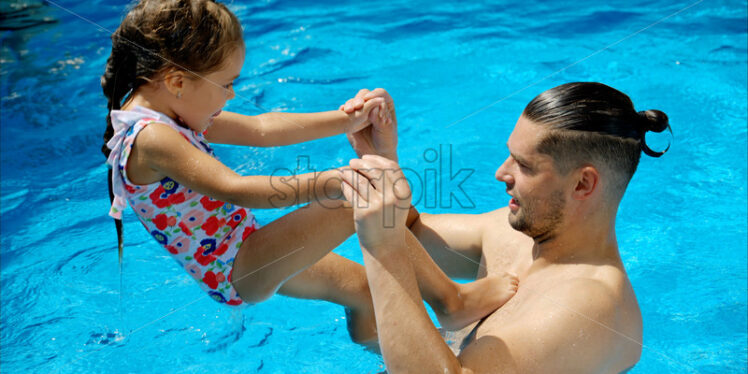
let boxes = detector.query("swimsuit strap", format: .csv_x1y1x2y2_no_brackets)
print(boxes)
105,106,211,218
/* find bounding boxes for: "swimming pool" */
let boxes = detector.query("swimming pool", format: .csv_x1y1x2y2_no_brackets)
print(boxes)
1,0,746,372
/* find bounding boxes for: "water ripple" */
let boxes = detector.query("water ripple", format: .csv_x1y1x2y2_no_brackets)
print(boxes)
252,47,333,77
528,10,642,36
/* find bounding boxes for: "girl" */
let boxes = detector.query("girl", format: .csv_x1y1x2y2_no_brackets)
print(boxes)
103,0,515,346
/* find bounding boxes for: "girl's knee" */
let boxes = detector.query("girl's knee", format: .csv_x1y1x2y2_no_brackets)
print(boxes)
231,278,276,304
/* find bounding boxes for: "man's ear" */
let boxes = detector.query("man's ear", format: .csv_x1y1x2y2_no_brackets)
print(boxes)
572,166,599,200
162,69,185,97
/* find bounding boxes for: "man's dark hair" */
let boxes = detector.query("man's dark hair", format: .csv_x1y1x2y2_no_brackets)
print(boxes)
523,82,670,198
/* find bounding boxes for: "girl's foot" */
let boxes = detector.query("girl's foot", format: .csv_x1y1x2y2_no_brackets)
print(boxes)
345,306,380,353
435,273,519,331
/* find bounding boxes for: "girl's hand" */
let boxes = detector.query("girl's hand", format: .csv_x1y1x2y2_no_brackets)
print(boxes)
339,155,411,251
345,97,385,134
340,88,398,162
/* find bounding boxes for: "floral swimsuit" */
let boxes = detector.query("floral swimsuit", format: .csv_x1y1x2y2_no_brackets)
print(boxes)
107,106,258,307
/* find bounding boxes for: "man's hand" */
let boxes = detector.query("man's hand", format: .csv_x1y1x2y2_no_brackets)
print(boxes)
340,88,398,162
339,155,411,250
344,96,385,134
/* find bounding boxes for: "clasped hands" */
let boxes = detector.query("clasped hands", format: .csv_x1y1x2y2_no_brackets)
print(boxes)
339,89,410,250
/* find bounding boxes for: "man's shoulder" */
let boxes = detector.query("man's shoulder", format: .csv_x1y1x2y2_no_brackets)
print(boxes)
479,207,533,252
547,276,621,313
476,207,516,234
459,275,631,373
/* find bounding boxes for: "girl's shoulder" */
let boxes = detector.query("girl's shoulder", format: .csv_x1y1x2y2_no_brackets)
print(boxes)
112,106,181,134
134,122,195,154
112,106,212,154
135,120,214,156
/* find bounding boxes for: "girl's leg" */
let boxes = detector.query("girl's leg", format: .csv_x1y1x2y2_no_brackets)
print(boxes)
276,252,369,308
231,199,511,342
231,200,377,345
277,252,378,347
231,199,355,303
402,229,518,331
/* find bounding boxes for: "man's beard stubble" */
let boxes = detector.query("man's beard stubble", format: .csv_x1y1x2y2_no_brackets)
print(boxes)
508,190,566,242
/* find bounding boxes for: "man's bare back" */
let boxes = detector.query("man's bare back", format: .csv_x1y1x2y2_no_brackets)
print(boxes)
443,208,643,373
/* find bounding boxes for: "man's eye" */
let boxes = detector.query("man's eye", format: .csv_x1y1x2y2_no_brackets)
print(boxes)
223,82,233,89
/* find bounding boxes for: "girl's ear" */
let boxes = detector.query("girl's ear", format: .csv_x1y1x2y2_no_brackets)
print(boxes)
163,69,185,98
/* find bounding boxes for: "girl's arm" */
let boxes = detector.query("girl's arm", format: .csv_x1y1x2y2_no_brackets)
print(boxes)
135,123,345,208
205,98,383,146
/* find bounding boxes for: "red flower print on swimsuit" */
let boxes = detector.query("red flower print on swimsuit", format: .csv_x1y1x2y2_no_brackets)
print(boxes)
178,221,193,236
125,184,136,194
202,216,226,236
153,214,168,230
227,209,247,230
242,225,257,240
213,242,229,257
149,184,186,208
165,245,179,254
203,271,219,289
193,246,217,266
153,214,178,230
149,186,170,208
226,299,243,306
167,192,185,205
200,196,224,211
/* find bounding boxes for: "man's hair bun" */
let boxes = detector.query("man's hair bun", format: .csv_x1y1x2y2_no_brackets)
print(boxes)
637,109,671,157
637,109,669,133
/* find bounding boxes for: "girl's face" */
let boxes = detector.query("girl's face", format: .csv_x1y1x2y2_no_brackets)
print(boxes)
176,47,244,133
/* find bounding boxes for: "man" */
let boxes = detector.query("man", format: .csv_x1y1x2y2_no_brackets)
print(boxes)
340,82,670,373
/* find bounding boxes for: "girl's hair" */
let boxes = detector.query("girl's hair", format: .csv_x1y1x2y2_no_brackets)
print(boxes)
522,82,671,198
101,0,243,261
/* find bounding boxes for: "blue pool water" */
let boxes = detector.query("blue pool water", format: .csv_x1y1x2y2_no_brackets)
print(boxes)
1,0,746,372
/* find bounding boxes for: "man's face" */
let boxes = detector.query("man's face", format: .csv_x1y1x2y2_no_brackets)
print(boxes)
495,116,568,241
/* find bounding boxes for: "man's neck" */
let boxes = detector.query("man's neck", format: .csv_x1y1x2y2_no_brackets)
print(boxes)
529,211,621,271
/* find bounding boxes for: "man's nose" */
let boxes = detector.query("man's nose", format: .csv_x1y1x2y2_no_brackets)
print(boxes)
495,158,514,185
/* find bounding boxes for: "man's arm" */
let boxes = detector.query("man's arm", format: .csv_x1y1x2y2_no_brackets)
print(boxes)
408,209,493,279
360,235,465,373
